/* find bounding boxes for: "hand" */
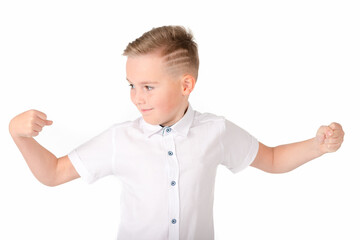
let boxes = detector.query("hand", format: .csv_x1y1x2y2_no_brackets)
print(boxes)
316,122,344,154
9,110,53,138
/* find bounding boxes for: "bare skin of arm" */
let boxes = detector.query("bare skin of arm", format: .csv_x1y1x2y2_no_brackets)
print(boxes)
9,110,79,186
251,123,344,173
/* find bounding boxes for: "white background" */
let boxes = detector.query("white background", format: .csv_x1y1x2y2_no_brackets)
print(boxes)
1,0,359,239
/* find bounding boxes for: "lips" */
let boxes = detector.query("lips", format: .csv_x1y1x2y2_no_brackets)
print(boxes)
140,108,153,113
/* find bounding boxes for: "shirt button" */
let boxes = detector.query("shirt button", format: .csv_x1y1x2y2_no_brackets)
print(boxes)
171,181,176,186
166,128,171,133
171,219,177,224
168,151,173,156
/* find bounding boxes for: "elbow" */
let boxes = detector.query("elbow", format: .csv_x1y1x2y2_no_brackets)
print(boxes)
36,176,60,187
41,181,59,187
269,160,297,174
254,165,290,174
267,168,291,174
258,164,290,174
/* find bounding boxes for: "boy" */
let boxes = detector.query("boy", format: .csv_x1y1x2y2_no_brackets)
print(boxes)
9,26,344,240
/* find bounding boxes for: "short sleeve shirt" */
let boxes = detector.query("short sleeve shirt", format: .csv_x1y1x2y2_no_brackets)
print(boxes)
68,104,259,240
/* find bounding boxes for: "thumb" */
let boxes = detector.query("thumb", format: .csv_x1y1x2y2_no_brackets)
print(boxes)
316,125,333,143
45,120,53,126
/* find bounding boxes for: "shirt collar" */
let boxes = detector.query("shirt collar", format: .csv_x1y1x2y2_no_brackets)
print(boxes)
141,104,195,138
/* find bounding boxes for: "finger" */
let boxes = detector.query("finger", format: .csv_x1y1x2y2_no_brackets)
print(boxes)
316,132,325,143
317,125,333,140
326,129,334,138
34,117,47,127
35,116,53,127
329,122,342,131
324,134,344,146
31,131,40,137
32,124,42,133
325,143,342,152
330,129,344,139
324,127,334,138
316,126,327,143
35,110,48,121
325,137,344,144
45,120,53,126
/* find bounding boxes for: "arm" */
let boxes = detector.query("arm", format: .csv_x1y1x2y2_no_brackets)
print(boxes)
9,110,79,186
251,123,344,173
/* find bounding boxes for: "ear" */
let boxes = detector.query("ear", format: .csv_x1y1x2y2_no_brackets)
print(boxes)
181,74,196,96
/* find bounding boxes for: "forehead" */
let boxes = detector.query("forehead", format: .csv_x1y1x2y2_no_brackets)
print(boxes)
126,52,172,82
127,52,163,71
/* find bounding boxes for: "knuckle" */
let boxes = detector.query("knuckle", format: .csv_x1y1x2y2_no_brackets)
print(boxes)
37,120,44,127
29,109,37,115
317,126,327,133
29,113,36,121
329,122,340,131
30,119,36,127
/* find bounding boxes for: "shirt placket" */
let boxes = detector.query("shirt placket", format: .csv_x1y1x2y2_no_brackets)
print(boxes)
162,127,180,240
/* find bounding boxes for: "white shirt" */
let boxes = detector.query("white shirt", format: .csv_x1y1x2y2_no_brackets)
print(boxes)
68,104,259,240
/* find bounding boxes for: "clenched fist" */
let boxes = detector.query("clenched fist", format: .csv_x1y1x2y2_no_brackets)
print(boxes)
316,122,344,154
9,110,53,138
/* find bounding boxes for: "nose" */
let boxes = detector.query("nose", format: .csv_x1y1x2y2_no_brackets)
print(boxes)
132,89,146,105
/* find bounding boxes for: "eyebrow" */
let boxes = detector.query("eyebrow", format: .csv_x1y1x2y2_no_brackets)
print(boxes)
126,78,159,85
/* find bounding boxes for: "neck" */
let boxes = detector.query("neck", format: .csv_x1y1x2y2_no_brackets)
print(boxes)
160,104,189,128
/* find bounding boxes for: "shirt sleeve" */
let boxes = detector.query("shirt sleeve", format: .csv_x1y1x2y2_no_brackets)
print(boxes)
220,119,259,174
68,126,114,184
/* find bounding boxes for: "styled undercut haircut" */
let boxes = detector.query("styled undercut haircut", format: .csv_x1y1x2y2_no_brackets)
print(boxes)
123,25,199,80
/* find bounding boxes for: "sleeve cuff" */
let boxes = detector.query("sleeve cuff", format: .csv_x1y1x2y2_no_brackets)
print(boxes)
231,137,259,174
68,150,95,184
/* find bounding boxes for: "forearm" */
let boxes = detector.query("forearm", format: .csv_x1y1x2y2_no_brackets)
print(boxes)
11,135,58,186
272,138,323,173
251,123,344,173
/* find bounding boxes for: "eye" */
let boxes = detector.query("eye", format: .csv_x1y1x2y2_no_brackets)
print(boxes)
129,84,134,89
145,86,154,91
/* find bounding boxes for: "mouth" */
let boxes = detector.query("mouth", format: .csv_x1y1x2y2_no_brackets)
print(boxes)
140,108,153,113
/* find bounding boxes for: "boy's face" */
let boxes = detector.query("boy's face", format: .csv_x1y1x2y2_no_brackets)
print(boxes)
126,52,193,126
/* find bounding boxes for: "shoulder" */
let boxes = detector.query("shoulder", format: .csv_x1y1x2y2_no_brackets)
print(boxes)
109,117,144,135
111,118,140,129
192,109,249,135
192,110,225,127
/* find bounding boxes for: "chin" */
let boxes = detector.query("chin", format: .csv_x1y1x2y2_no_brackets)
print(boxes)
143,117,161,126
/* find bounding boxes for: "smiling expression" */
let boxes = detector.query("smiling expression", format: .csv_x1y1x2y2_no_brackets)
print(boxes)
126,52,193,126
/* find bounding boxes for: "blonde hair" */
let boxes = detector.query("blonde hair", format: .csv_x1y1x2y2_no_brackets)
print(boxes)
123,25,199,80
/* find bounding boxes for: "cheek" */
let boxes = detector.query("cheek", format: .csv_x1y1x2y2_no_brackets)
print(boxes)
130,91,135,103
150,92,170,110
162,90,181,109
